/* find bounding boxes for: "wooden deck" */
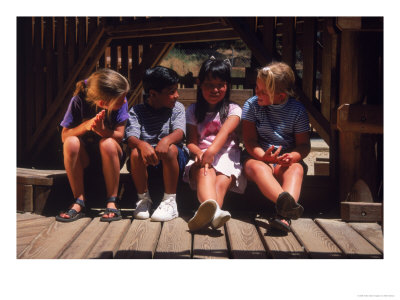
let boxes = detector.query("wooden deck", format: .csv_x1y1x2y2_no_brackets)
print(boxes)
17,212,383,259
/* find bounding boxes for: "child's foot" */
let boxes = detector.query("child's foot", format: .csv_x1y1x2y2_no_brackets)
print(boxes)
134,192,153,220
56,198,85,222
150,194,178,222
188,199,218,232
275,192,304,220
211,208,231,229
269,215,291,233
100,197,122,222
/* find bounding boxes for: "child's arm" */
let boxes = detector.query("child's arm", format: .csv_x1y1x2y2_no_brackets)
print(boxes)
201,115,240,166
277,132,310,166
155,129,185,160
242,120,282,163
186,124,204,164
61,118,96,143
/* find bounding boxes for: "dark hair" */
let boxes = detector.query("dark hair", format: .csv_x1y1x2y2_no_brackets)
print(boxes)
142,66,179,99
195,58,232,123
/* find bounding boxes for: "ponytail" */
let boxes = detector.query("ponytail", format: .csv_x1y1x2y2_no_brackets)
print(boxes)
73,80,87,98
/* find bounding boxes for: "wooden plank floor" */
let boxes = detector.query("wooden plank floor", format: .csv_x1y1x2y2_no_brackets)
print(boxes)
16,212,383,259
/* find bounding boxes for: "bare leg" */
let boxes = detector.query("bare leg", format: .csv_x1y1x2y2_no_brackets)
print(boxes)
244,159,283,203
274,163,304,202
191,166,217,203
60,136,89,218
99,138,123,218
130,147,148,194
161,144,179,194
215,173,233,208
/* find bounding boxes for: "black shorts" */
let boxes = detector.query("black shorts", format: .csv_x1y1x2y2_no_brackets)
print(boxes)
80,132,127,173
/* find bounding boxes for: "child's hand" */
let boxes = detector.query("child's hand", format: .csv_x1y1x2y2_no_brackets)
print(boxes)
193,152,203,166
200,149,215,176
91,110,106,136
262,145,282,163
139,141,159,166
155,139,170,160
277,153,293,167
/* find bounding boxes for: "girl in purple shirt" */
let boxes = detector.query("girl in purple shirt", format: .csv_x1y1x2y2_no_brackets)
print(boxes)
57,69,130,223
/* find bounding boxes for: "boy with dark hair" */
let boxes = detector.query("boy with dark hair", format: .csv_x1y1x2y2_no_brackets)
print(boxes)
125,66,189,221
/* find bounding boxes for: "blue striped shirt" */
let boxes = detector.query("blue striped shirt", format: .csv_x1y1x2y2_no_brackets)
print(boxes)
241,96,310,151
125,101,186,147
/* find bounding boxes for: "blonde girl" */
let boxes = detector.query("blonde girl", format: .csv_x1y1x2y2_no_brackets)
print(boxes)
184,57,246,232
241,62,310,232
56,68,130,222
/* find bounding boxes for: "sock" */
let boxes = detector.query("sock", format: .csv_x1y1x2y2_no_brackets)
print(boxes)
138,191,151,201
163,193,176,201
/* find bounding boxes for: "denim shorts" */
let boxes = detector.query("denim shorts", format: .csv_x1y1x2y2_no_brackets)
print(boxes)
127,144,189,176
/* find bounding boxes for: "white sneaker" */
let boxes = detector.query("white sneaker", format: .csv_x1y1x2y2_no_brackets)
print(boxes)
150,195,179,222
211,207,231,229
188,199,218,232
134,193,152,220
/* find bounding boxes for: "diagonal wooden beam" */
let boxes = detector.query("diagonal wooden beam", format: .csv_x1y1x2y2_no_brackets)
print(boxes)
29,28,112,159
224,17,274,66
128,43,175,107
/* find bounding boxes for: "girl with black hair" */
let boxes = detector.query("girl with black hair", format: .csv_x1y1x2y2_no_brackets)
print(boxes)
183,57,246,232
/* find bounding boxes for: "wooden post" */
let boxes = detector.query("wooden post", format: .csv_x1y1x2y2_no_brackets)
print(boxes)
337,29,383,203
338,31,362,203
281,17,295,68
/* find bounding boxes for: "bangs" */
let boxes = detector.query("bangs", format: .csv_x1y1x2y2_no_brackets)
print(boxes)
199,59,231,83
207,64,231,82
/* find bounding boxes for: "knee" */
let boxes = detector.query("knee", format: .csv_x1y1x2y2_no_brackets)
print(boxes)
63,136,81,157
244,161,268,179
130,147,142,163
99,138,118,157
291,163,304,178
161,144,178,162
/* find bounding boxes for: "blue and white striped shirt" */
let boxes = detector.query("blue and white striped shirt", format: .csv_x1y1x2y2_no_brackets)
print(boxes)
125,101,186,147
241,96,310,152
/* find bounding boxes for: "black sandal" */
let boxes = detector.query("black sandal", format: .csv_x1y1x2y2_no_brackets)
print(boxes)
275,192,304,220
269,215,291,232
100,197,122,222
56,199,85,222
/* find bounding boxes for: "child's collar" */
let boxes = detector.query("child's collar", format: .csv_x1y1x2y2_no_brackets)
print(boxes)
144,99,170,112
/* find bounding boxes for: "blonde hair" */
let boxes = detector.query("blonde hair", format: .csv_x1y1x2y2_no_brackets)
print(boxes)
257,62,296,100
74,68,130,112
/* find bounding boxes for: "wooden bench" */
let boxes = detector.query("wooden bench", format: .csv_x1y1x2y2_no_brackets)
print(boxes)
17,168,67,213
17,167,335,217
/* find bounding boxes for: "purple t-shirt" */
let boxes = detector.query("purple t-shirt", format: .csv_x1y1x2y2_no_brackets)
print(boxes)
60,94,129,130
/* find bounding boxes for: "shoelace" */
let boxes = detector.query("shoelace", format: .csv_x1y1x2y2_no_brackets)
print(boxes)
157,198,174,212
